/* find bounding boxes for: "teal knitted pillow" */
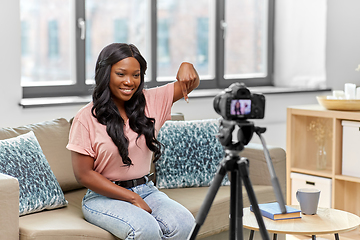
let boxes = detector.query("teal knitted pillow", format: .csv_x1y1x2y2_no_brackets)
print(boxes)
0,131,67,216
155,119,229,189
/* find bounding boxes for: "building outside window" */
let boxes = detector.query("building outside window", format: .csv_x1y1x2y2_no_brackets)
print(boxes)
48,20,59,59
21,21,30,56
157,19,171,68
197,17,209,67
114,18,128,44
20,0,273,98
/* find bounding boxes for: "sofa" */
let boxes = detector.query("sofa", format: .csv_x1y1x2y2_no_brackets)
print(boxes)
0,113,286,240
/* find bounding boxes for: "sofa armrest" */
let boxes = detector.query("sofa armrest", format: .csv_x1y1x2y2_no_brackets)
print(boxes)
0,173,19,240
241,143,286,198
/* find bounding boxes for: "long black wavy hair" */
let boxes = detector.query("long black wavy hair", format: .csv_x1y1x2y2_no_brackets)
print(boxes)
91,43,162,167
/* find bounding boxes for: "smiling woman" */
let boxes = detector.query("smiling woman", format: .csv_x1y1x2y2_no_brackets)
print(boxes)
66,42,199,239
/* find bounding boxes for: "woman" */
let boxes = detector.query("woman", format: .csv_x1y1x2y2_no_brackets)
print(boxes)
67,43,199,239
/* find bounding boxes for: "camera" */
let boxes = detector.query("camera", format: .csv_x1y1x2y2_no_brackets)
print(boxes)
213,82,265,120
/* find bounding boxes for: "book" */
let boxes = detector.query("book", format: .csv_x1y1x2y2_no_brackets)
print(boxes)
250,202,301,220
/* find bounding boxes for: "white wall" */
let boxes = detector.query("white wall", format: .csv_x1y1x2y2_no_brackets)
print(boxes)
1,0,357,150
1,0,22,127
326,0,360,90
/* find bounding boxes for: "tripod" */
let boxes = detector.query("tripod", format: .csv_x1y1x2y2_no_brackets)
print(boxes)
187,119,286,240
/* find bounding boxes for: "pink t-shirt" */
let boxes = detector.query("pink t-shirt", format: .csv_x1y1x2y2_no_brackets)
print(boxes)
66,83,174,182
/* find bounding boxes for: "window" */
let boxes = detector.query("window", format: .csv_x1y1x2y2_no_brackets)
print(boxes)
156,0,214,82
225,0,268,78
21,0,274,99
21,0,76,97
84,0,150,84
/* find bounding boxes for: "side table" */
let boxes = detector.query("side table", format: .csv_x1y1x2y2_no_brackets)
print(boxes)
243,206,360,240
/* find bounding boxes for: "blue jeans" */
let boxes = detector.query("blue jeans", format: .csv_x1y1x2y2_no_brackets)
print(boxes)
82,181,195,240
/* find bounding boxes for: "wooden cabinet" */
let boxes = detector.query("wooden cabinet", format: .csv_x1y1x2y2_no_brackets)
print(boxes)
286,105,360,216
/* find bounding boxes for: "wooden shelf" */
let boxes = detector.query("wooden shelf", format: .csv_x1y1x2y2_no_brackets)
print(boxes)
286,105,360,216
291,168,332,179
335,175,360,184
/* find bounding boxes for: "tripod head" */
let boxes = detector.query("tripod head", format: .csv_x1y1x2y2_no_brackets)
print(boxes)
217,118,266,152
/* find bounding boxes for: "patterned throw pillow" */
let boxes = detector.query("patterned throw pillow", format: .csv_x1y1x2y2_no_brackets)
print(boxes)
0,131,68,216
155,119,229,189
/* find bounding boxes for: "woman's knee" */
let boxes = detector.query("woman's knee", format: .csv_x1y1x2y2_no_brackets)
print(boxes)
83,206,163,239
82,195,163,239
157,207,195,239
131,219,163,240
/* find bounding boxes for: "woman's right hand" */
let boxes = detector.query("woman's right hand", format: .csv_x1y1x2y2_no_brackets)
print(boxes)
131,194,152,214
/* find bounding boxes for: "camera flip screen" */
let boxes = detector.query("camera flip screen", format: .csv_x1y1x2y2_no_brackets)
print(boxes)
230,99,251,116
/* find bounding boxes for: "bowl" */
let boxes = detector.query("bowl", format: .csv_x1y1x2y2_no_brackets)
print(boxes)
316,96,360,111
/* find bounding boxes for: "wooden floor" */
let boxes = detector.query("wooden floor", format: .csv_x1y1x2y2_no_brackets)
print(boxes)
200,227,360,240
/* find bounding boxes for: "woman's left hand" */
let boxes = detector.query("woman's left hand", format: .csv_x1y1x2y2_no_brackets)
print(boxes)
173,62,200,103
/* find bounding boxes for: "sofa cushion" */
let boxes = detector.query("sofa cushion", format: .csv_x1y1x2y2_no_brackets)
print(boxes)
19,189,119,240
155,119,229,189
0,118,82,192
0,131,68,216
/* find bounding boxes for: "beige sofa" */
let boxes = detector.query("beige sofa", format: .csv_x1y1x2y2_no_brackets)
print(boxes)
0,115,286,240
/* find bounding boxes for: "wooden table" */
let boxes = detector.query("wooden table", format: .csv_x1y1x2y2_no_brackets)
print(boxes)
243,206,360,240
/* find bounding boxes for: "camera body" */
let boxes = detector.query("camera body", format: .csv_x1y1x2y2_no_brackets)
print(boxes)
213,82,265,120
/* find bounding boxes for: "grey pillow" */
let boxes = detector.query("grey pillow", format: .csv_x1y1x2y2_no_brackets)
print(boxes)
0,118,82,192
0,131,68,216
155,119,229,189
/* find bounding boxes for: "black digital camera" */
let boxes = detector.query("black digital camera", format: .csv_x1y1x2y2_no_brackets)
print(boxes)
213,82,265,120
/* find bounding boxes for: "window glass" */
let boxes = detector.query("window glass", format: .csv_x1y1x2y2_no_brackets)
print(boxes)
225,0,268,79
85,0,150,82
20,0,73,86
157,0,214,81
